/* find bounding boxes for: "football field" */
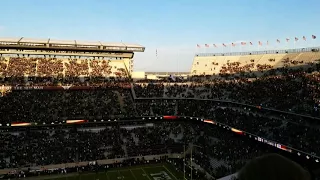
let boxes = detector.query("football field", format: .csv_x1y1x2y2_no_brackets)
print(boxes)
47,164,185,180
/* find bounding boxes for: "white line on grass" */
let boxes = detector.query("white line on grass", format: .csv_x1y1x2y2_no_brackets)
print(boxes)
106,172,110,180
106,166,163,173
117,170,123,179
163,165,178,180
141,168,152,180
129,169,138,180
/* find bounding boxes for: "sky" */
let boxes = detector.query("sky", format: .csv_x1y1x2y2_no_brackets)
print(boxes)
0,0,319,72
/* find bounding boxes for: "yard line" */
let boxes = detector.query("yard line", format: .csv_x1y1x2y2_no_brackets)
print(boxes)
118,170,123,179
143,166,163,169
163,165,178,180
141,168,152,180
106,166,163,173
106,172,110,180
129,169,138,180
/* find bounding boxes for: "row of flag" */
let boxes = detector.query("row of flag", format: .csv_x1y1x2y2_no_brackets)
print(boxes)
197,35,317,48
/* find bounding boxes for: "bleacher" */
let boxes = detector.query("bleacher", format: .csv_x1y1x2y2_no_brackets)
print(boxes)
0,57,129,78
191,47,320,76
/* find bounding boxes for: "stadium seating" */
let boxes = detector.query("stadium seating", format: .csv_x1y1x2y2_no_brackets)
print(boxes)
0,57,129,80
1,48,320,179
191,51,320,76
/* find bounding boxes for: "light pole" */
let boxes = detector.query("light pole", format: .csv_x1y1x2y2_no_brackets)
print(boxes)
183,144,186,180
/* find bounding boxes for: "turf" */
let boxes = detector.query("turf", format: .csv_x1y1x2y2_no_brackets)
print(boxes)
46,163,185,180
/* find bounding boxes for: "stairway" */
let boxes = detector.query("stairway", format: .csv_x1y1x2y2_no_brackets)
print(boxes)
114,91,126,113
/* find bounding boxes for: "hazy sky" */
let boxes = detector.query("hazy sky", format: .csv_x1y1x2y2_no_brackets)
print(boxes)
0,0,319,72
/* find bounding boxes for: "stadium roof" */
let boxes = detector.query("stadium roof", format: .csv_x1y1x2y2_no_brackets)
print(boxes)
0,37,145,50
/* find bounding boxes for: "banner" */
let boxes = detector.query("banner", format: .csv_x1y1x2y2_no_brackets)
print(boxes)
10,86,131,90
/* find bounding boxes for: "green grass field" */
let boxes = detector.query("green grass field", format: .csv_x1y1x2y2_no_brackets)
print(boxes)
46,163,185,180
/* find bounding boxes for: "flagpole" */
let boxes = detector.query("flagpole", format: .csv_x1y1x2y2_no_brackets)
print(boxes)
195,45,198,55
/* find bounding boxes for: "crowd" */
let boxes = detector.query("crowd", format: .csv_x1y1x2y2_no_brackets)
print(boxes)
0,121,283,179
135,99,320,157
134,62,320,117
0,57,128,86
0,89,134,123
0,54,319,179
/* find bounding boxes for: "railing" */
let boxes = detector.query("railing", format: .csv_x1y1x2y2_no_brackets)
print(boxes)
0,153,182,175
134,97,320,121
195,46,320,57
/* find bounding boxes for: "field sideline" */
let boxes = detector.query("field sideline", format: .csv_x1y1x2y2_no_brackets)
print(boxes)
45,163,186,180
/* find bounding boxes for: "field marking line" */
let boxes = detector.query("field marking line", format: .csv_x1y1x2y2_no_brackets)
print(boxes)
106,171,110,180
163,165,178,180
129,169,138,180
143,166,163,169
106,166,163,173
141,168,152,180
117,170,123,179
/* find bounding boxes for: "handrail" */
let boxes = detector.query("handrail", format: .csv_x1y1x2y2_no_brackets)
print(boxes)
195,46,320,57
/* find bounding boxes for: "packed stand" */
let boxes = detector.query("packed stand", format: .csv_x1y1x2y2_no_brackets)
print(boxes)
0,121,287,179
134,62,320,117
0,56,129,86
0,89,134,123
135,99,320,158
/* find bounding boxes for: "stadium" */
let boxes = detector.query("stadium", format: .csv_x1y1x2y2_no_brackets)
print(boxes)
0,35,319,180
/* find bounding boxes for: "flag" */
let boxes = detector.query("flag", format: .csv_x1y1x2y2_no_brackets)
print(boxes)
241,42,246,45
295,37,298,41
267,41,269,45
213,44,217,47
286,38,290,42
197,44,200,48
258,41,262,46
250,42,253,45
232,43,236,47
277,39,280,43
312,35,317,39
222,43,226,47
303,36,306,41
205,44,209,47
